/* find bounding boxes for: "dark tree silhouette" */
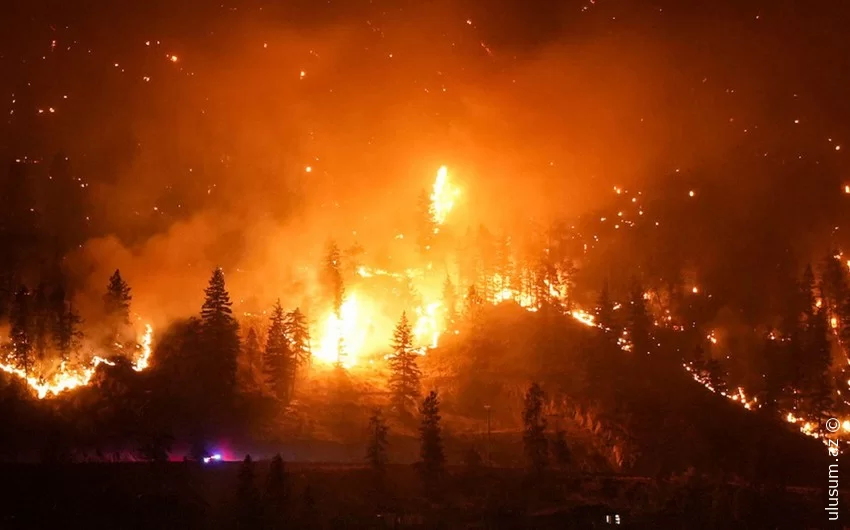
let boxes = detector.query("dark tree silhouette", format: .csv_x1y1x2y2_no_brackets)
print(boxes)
136,432,174,463
522,382,548,475
803,307,833,418
264,453,289,527
820,252,847,315
52,301,82,364
596,280,616,333
242,326,262,383
551,429,572,470
323,241,345,365
264,300,293,403
418,390,445,494
235,454,260,527
286,307,311,375
31,282,49,360
388,312,421,416
103,269,132,352
200,268,240,410
9,287,33,376
627,278,653,356
366,409,389,476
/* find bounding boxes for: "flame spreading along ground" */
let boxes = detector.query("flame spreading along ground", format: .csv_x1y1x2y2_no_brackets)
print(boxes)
0,164,845,454
0,324,153,399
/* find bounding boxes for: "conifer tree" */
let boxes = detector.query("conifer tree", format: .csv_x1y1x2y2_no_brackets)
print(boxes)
596,280,616,333
388,312,421,416
626,279,652,356
200,268,240,404
821,252,847,315
32,282,49,360
560,258,578,311
104,269,132,350
463,285,484,322
265,453,289,525
366,409,389,476
551,429,572,470
416,189,436,255
522,382,548,475
9,287,33,376
760,333,787,413
800,264,816,324
324,241,345,365
803,308,834,418
243,327,261,375
236,454,260,526
286,307,311,371
419,390,445,491
442,275,458,327
53,302,83,364
264,300,293,403
325,241,345,314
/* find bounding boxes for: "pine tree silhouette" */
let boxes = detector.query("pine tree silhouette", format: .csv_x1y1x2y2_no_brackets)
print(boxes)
264,300,293,403
366,409,389,476
200,268,240,409
264,453,289,527
418,390,445,495
523,382,548,475
9,287,33,376
388,312,421,416
236,454,260,527
104,269,132,352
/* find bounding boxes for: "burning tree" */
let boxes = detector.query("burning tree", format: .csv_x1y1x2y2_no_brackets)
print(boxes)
463,285,484,323
264,300,294,403
442,275,458,328
388,312,421,416
200,268,240,408
323,241,346,365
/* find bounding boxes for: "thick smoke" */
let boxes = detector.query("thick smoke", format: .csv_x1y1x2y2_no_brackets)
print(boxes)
37,1,850,325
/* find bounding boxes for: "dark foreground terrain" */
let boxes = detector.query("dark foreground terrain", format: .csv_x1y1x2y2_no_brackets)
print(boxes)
0,461,836,529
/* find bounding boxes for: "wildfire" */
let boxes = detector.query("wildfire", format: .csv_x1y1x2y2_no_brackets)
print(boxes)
315,294,369,368
0,323,154,399
570,309,597,328
430,165,460,226
133,324,154,372
412,301,442,349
